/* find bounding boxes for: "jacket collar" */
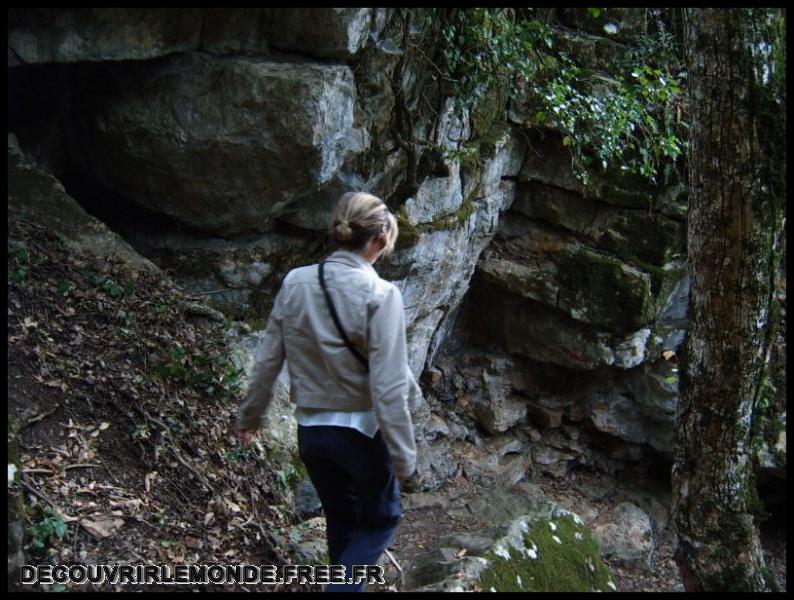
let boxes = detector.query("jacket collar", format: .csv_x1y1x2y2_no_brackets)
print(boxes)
327,249,377,275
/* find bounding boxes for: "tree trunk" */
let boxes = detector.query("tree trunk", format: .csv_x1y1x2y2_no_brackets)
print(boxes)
672,8,785,592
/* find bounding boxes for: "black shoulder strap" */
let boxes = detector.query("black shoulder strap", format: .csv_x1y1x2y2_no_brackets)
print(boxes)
318,260,370,372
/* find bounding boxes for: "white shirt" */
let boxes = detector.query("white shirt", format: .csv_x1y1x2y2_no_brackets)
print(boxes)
294,406,379,438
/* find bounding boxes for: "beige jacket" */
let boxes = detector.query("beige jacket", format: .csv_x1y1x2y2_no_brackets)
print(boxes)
236,250,418,478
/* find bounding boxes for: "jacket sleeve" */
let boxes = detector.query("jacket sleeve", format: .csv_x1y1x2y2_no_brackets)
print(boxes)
368,284,417,479
236,282,287,431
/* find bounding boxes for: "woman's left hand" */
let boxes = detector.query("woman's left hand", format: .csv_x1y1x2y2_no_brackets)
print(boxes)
237,428,256,446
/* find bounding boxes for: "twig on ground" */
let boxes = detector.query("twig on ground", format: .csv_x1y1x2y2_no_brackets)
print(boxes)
18,407,58,432
384,548,405,589
19,476,75,520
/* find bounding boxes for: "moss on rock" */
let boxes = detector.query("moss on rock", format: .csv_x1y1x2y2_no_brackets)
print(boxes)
477,514,615,592
395,205,422,250
557,249,654,331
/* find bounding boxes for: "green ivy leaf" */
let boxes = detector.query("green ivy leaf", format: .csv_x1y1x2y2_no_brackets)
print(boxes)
53,519,68,539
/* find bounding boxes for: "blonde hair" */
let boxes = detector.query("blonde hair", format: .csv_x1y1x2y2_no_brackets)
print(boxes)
329,192,399,257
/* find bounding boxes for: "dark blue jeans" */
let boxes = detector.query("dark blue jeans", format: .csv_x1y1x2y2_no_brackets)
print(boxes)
297,425,401,592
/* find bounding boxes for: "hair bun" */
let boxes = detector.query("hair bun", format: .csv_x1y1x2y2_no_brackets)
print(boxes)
333,221,353,242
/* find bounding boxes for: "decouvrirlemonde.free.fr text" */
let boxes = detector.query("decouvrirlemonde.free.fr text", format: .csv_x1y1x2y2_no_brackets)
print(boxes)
20,564,385,586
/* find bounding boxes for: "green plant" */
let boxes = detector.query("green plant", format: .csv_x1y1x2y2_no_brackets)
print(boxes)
57,279,75,295
224,445,256,462
274,461,303,493
132,424,151,441
437,8,688,187
93,275,125,297
157,345,244,401
9,242,31,282
29,508,68,551
11,267,27,282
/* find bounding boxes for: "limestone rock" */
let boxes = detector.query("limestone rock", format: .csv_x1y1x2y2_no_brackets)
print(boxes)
7,148,159,273
591,502,653,563
466,285,650,371
73,52,356,235
117,225,315,322
512,181,685,267
381,180,517,375
261,8,373,60
8,8,204,65
295,478,323,521
227,332,296,456
533,447,575,478
403,160,463,226
517,130,684,218
8,9,375,67
478,222,655,332
471,370,528,434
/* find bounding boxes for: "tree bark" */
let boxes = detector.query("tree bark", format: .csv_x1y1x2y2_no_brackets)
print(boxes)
672,8,785,592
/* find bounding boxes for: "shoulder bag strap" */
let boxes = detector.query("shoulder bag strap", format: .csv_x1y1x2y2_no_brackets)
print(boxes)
318,260,370,372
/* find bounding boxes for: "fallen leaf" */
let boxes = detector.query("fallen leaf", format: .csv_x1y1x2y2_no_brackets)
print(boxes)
662,350,676,360
185,536,203,550
144,471,157,492
82,517,124,539
456,548,467,558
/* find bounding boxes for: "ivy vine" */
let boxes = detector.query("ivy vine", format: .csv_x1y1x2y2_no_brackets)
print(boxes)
435,8,689,187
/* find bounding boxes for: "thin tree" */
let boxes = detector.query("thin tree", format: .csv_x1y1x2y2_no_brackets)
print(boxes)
672,8,785,592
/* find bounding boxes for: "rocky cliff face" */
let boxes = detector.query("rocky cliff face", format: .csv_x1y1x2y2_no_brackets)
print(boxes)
8,8,785,494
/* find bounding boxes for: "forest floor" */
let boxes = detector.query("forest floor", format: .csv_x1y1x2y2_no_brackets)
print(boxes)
8,218,304,592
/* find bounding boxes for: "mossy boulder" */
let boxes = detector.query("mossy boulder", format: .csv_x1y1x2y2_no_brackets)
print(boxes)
478,228,654,332
478,258,559,310
410,507,616,592
556,248,654,332
478,513,615,592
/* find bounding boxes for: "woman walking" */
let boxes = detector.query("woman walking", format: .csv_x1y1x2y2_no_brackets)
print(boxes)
236,192,418,592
